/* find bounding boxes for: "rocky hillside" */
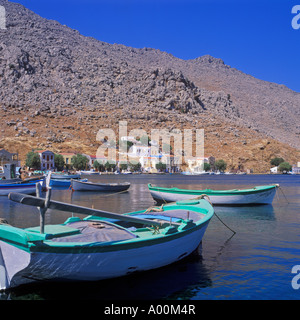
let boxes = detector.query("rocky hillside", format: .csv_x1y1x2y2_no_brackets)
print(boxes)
0,0,299,171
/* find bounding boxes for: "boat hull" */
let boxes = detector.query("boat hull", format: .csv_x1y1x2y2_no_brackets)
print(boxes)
0,183,39,196
50,179,88,187
0,219,210,290
148,184,277,205
71,180,130,192
51,174,81,180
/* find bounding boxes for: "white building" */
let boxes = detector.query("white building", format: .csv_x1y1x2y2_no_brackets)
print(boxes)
292,164,300,174
185,157,209,174
270,166,278,174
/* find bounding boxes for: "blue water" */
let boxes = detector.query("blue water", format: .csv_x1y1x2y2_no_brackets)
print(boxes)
0,174,299,300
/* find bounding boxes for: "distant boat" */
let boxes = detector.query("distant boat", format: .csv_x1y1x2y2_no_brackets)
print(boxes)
71,179,130,192
181,171,209,175
148,183,279,205
193,171,209,175
78,170,100,175
0,191,214,290
51,173,81,180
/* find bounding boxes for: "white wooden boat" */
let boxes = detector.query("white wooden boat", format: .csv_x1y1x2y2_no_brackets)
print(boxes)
0,189,214,291
148,183,279,205
71,179,130,192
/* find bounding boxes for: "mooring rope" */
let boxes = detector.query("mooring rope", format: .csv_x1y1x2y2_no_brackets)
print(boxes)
195,194,236,235
278,186,289,204
213,211,236,235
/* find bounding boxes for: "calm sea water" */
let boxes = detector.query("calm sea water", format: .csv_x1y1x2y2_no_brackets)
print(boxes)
0,174,299,300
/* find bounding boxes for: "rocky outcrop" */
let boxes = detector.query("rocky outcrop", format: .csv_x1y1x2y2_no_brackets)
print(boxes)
0,0,299,151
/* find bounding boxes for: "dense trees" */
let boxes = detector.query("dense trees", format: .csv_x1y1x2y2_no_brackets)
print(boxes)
25,152,41,170
54,154,65,171
215,159,227,172
71,154,89,170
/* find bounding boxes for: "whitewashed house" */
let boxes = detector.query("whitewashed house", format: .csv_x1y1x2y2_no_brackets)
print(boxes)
185,157,209,174
270,166,278,174
292,162,300,174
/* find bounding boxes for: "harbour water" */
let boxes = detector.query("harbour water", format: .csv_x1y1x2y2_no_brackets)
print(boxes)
0,174,299,300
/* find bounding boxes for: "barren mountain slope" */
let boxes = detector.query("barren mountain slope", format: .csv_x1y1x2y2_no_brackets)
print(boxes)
0,0,299,171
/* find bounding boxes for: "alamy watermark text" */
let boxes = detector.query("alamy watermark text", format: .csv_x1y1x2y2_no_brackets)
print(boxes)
292,5,300,29
0,5,6,30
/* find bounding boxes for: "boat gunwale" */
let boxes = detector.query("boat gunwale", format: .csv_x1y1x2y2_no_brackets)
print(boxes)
0,201,213,254
148,183,277,196
71,179,130,187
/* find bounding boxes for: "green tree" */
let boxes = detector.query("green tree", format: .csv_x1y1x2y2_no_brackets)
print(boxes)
204,163,211,172
278,161,292,173
25,152,41,170
54,154,65,171
156,162,167,172
270,157,285,167
93,160,105,172
71,154,89,170
119,162,128,171
129,161,141,172
105,161,116,172
93,160,100,171
215,159,227,172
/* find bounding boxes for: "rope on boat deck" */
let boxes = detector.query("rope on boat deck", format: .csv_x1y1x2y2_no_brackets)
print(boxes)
157,190,236,235
144,204,165,214
0,218,10,225
195,194,213,205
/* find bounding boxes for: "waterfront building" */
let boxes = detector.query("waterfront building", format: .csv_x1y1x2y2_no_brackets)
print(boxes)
37,150,55,171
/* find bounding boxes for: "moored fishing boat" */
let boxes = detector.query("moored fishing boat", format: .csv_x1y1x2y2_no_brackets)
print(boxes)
0,182,39,196
0,189,214,291
71,179,130,192
0,179,45,196
148,183,279,205
51,173,81,180
49,178,88,188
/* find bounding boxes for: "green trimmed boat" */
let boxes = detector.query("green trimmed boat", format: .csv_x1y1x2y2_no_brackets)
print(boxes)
148,183,279,205
0,188,214,291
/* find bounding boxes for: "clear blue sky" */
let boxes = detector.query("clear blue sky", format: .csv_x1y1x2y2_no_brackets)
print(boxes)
13,0,300,92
